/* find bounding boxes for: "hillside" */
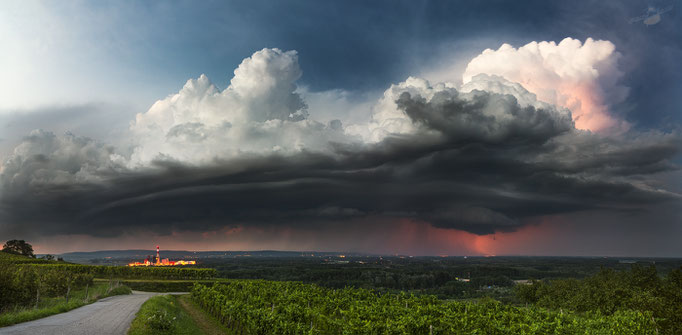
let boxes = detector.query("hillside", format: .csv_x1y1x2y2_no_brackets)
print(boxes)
58,249,358,265
0,251,50,264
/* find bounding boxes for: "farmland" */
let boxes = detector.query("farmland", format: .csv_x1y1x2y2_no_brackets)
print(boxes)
2,249,681,334
0,250,216,328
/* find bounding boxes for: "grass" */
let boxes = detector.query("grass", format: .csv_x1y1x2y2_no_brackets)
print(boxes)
94,278,230,293
94,279,228,283
0,282,132,327
177,295,230,335
95,279,221,293
127,294,213,335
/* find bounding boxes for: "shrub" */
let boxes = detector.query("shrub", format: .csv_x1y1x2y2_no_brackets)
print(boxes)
146,310,176,331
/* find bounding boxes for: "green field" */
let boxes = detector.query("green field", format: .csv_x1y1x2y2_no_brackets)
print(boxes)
3,250,681,334
0,251,218,328
190,279,661,335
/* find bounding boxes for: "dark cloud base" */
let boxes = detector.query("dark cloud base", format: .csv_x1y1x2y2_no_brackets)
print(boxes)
1,89,678,239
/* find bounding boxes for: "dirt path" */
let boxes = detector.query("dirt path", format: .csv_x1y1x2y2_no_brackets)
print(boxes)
0,291,162,335
177,295,228,335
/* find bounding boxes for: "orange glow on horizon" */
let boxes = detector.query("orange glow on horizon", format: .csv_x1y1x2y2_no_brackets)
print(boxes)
387,217,566,256
127,245,196,267
31,216,569,256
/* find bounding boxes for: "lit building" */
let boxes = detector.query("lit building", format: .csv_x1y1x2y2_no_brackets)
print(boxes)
127,245,197,267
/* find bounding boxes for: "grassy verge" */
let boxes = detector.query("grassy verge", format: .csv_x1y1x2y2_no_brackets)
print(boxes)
127,294,207,335
0,283,132,327
94,279,227,292
177,295,229,335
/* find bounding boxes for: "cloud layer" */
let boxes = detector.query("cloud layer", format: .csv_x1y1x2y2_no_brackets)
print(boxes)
0,43,679,241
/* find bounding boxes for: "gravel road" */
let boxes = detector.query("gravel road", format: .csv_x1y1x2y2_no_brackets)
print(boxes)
0,291,179,335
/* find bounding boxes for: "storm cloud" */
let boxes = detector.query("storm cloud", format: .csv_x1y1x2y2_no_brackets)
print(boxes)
0,45,679,240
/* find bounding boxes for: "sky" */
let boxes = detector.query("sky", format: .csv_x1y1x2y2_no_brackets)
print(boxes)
0,0,680,256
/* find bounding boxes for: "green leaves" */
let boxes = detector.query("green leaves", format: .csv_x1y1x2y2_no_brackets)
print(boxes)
514,266,682,333
190,280,658,335
10,263,217,280
0,258,215,311
1,240,35,258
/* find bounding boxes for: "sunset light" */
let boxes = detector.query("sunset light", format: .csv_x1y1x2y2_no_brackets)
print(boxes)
0,1,680,334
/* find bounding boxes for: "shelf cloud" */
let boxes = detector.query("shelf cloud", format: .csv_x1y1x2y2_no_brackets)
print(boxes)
0,43,679,240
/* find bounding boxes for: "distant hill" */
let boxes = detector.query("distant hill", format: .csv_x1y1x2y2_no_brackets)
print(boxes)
58,249,367,265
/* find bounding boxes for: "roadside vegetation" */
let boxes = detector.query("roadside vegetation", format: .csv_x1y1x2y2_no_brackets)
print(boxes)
177,295,229,335
0,280,132,327
127,294,225,335
110,279,226,292
0,239,218,329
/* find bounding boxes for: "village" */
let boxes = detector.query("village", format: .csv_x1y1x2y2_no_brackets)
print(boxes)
127,245,196,267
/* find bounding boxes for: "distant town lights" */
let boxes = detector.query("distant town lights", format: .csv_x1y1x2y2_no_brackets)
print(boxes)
127,245,197,267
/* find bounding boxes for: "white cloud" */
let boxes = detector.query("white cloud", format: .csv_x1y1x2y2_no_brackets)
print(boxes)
129,48,350,165
0,130,126,190
298,87,377,126
345,77,456,142
462,38,629,133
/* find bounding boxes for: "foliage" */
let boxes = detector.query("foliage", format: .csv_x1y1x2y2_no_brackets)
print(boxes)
118,280,217,292
12,263,217,280
2,240,35,258
201,255,682,300
0,251,217,282
515,265,682,334
128,295,204,335
191,280,657,334
0,282,131,327
176,295,230,335
146,310,176,331
0,263,95,310
108,285,133,296
1,260,211,312
0,251,51,264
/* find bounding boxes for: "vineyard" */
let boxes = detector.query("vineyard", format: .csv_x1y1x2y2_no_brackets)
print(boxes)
0,251,216,312
191,280,659,335
19,264,217,280
0,251,51,264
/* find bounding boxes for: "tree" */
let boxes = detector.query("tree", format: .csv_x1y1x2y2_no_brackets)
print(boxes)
41,254,55,261
2,240,35,258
